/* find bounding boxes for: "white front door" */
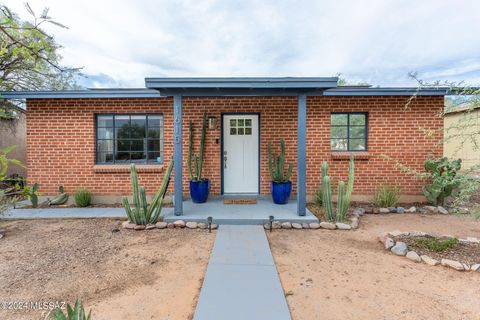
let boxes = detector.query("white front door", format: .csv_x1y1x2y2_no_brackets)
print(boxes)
223,114,259,194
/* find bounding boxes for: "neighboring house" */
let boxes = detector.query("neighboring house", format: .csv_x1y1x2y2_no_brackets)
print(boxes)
1,77,447,216
0,105,27,178
444,104,480,169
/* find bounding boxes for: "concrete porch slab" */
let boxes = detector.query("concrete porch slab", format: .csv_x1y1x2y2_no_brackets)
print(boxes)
163,198,318,225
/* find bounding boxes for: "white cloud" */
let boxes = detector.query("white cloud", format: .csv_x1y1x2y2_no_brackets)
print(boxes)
3,0,480,87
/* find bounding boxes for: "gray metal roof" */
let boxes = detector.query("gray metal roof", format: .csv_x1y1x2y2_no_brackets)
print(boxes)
0,77,452,98
0,88,161,99
324,87,449,96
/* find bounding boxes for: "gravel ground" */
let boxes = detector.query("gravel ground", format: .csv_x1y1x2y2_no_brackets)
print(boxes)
0,219,214,320
268,214,480,320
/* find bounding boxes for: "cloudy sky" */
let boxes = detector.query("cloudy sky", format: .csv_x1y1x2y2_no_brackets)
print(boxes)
3,0,480,88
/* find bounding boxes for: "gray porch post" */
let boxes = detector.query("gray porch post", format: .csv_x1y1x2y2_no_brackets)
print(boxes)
297,94,307,216
173,94,183,216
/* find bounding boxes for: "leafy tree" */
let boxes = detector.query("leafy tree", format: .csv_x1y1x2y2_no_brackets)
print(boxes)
0,3,80,91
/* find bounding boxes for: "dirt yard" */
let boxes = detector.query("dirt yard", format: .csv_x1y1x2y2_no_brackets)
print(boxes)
268,214,480,320
0,219,215,320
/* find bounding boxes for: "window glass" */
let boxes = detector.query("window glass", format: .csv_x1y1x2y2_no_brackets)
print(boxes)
330,113,367,151
96,114,163,164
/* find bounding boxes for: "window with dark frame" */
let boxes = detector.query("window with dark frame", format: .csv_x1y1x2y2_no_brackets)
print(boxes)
96,114,164,164
330,113,367,151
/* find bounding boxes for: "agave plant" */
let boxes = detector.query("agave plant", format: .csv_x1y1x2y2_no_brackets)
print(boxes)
122,157,174,225
50,300,92,320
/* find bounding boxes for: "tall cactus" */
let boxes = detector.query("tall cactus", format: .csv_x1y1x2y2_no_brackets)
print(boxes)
322,154,355,222
268,139,293,183
122,156,174,225
188,112,207,181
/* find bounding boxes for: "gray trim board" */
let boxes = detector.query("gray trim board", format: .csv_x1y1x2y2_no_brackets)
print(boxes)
0,89,161,99
324,87,449,96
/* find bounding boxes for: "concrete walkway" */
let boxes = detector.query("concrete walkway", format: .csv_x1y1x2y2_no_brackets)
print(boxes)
194,225,291,320
2,207,126,219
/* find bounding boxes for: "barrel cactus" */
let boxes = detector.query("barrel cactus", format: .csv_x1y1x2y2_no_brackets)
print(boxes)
322,154,355,222
267,139,293,183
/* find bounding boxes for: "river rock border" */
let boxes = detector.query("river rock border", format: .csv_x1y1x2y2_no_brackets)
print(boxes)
122,220,218,230
365,205,450,215
378,230,480,272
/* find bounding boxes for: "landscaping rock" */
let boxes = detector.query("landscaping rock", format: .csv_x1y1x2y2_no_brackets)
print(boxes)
384,238,395,250
211,224,218,230
463,263,470,271
272,221,282,229
379,208,390,214
351,217,359,229
309,222,320,229
123,222,136,229
155,221,167,229
0,233,3,240
407,206,417,213
364,207,373,214
302,223,310,229
264,223,270,230
186,222,198,229
391,242,408,256
336,222,352,230
419,207,428,214
173,220,186,228
134,224,146,230
198,223,207,229
352,208,365,216
441,259,464,271
471,264,480,272
424,206,438,213
378,232,389,244
406,251,421,262
396,207,405,214
167,223,175,229
410,231,427,237
421,255,439,266
388,207,397,213
389,230,409,237
437,206,448,215
373,208,380,214
292,223,302,229
281,222,292,229
320,222,336,230
467,237,480,243
146,224,156,230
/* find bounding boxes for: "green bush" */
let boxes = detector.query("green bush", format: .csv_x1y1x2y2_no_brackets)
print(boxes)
50,300,92,320
74,188,92,207
374,185,401,207
415,237,459,252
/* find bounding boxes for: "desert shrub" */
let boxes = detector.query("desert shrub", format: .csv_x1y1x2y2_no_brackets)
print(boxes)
415,237,459,251
315,189,323,207
374,185,401,207
74,188,92,207
50,300,91,320
422,157,461,206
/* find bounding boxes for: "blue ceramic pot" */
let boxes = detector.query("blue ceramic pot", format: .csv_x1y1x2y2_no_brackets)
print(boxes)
190,179,210,203
271,181,292,205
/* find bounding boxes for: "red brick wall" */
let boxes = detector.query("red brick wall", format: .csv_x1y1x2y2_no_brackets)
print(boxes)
26,95,443,199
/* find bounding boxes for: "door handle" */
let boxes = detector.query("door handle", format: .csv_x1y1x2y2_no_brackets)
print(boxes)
224,156,227,168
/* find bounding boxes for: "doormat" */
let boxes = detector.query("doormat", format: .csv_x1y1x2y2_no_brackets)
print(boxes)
223,199,257,205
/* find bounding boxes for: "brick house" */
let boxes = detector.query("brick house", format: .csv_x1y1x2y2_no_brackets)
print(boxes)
1,77,446,218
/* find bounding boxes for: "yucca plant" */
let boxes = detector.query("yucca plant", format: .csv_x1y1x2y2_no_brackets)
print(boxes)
74,188,92,207
122,156,174,225
322,154,355,222
50,300,92,320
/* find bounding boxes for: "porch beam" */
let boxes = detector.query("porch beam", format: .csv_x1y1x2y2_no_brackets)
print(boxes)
173,94,183,216
297,94,307,216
